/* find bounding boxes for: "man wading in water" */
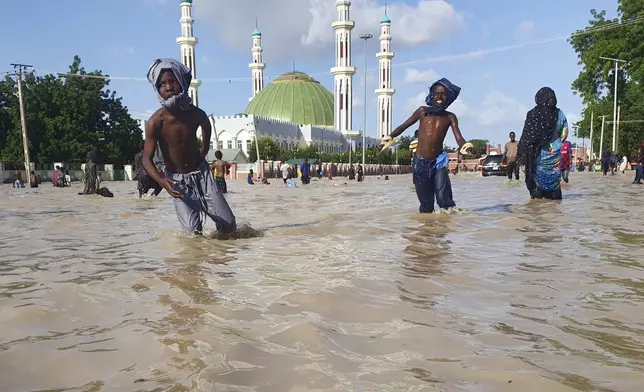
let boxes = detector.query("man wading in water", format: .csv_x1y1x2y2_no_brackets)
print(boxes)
502,131,520,180
142,58,236,235
382,78,471,213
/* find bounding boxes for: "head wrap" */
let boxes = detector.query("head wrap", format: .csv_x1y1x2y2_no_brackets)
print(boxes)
146,58,193,111
517,87,559,165
424,78,461,115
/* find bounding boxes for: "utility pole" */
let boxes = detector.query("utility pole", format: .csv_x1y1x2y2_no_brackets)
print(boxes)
10,63,33,176
599,56,626,151
616,105,621,152
599,115,606,156
589,111,594,160
359,33,372,167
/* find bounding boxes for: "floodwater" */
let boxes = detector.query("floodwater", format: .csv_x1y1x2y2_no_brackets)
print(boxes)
1,172,643,392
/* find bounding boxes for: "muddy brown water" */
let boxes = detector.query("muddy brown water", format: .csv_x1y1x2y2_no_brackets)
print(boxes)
1,172,643,391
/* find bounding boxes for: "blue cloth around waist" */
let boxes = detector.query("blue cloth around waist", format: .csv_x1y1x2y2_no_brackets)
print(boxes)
413,151,449,173
535,138,562,192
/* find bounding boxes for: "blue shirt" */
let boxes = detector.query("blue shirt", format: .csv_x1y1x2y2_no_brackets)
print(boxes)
301,162,310,176
247,173,254,184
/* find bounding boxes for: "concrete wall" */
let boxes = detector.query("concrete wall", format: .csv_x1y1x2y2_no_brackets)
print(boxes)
208,114,382,157
235,160,412,179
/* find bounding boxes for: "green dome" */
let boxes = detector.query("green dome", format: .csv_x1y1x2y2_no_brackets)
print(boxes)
244,71,334,126
181,0,192,3
380,14,391,23
252,27,262,36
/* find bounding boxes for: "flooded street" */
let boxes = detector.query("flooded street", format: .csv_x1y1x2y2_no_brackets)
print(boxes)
1,172,643,392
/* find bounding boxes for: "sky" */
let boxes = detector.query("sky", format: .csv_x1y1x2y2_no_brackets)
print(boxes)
0,0,620,147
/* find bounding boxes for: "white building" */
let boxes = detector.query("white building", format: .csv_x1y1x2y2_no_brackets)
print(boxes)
176,0,200,107
248,22,265,101
375,10,395,139
331,0,356,133
141,0,385,161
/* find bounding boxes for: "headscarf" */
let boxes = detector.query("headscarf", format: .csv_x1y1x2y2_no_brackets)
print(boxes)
146,58,193,111
424,78,461,115
517,87,559,165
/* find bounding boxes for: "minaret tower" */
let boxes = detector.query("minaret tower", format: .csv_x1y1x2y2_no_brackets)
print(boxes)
249,20,266,101
375,8,394,139
331,0,357,132
176,0,200,107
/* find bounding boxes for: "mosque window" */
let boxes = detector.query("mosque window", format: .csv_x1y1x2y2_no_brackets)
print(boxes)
217,141,223,150
340,39,344,58
246,140,251,151
237,139,242,149
227,140,232,149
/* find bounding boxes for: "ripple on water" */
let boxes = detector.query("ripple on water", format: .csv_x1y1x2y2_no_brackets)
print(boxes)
0,172,643,391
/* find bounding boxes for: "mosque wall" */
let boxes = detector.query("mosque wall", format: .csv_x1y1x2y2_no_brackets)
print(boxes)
210,114,381,156
139,116,382,160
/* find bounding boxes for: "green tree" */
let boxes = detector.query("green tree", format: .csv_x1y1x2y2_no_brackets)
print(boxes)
397,135,413,150
247,138,287,162
0,56,142,166
569,1,644,158
443,145,457,153
244,137,413,165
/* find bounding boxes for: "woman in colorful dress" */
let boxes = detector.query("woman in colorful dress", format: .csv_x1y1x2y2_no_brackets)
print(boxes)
517,87,568,200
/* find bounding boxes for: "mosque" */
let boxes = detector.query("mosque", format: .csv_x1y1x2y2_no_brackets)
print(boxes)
142,0,396,160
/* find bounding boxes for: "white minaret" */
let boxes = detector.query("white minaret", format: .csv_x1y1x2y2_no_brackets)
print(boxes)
375,10,394,139
331,0,357,132
249,21,266,101
176,0,200,107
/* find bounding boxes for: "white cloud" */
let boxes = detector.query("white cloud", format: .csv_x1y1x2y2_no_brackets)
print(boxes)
475,90,528,127
201,55,216,67
108,46,135,55
404,68,439,85
404,89,525,128
567,113,580,125
193,0,464,61
514,20,534,40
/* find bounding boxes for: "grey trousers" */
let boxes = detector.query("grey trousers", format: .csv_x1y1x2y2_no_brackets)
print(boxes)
167,161,237,234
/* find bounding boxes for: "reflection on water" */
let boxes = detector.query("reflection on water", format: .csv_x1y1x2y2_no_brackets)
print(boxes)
1,172,643,391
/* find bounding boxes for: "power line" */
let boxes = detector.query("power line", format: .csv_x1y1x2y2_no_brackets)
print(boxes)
606,120,644,123
23,14,644,84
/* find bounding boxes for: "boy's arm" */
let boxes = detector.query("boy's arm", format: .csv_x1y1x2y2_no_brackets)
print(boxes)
142,115,166,186
389,107,422,139
199,109,212,159
448,113,467,148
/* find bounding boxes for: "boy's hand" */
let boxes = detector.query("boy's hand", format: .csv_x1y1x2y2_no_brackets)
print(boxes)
163,178,182,198
380,136,396,152
460,142,474,155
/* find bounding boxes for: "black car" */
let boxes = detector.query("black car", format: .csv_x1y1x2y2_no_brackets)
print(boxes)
481,154,507,177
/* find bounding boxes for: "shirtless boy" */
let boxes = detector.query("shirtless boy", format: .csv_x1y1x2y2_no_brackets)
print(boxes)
212,150,229,194
142,58,236,234
382,78,471,213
